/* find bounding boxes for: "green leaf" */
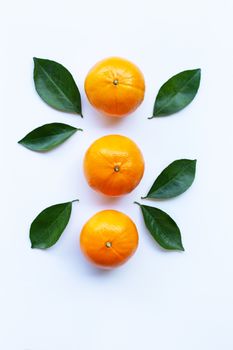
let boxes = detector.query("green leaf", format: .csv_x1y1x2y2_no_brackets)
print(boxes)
30,201,78,249
150,69,201,117
143,159,197,199
33,57,83,116
135,202,184,251
18,123,82,152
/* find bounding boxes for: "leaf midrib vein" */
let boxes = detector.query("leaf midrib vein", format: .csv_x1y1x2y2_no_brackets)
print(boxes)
43,205,70,239
24,130,75,143
149,163,191,196
37,63,76,108
155,71,199,115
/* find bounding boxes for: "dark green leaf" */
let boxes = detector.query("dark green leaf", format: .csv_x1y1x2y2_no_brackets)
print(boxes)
33,57,83,116
30,201,75,249
18,123,82,151
150,69,201,117
135,202,184,251
144,159,197,199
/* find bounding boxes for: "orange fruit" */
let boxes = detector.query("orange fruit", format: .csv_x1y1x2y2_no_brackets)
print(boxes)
80,210,139,269
84,57,145,117
83,134,145,196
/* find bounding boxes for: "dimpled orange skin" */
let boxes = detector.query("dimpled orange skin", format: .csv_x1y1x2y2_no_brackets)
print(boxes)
84,57,145,117
80,210,139,269
83,135,145,196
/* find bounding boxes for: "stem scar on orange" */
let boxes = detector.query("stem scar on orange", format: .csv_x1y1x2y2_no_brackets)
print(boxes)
80,210,139,269
83,134,145,196
84,57,145,117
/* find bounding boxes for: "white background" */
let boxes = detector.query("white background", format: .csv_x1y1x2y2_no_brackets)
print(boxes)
1,0,233,349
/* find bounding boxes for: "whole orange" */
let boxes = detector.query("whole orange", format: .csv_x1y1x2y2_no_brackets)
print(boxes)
83,134,145,196
84,57,145,117
80,210,139,269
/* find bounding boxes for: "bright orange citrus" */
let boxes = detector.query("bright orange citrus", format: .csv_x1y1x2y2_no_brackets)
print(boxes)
83,134,145,196
84,57,145,117
80,210,139,269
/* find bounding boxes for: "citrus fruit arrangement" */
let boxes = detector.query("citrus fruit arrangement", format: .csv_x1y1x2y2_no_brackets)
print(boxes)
19,56,201,269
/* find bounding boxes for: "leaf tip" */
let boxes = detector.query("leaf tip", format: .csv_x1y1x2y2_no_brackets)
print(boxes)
194,68,201,83
71,199,79,203
176,240,185,251
192,159,197,169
